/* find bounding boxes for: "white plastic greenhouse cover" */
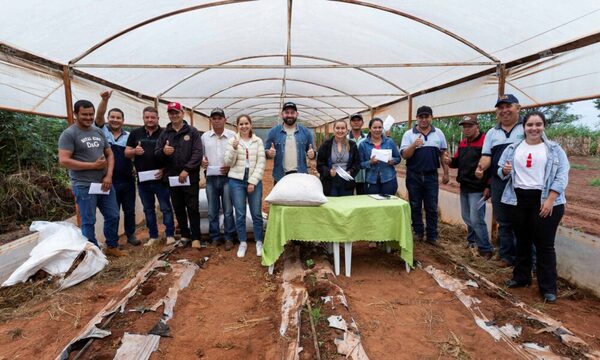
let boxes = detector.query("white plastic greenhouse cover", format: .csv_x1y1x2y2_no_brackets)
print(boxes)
0,0,599,128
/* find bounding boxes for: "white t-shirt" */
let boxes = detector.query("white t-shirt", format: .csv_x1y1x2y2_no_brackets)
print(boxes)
284,126,298,172
514,142,547,190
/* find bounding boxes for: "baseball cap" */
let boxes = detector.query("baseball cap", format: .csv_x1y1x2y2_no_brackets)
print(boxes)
458,115,479,126
494,94,519,107
282,101,297,111
210,108,225,117
416,106,433,117
350,113,363,121
167,102,183,112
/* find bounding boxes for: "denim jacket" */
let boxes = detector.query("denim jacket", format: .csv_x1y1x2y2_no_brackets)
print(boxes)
358,135,401,184
264,123,315,182
497,135,569,206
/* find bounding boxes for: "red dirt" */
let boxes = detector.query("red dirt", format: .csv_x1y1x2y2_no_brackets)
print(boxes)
0,158,598,359
397,155,600,236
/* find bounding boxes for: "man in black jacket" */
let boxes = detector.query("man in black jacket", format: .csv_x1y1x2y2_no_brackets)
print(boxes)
443,115,494,258
155,102,204,248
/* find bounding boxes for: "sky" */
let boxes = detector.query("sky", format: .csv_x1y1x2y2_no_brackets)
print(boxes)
570,99,599,129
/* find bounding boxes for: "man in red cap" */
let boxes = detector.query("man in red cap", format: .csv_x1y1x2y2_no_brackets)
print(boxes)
155,102,204,248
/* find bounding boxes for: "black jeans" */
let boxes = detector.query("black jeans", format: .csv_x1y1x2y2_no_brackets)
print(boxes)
406,171,439,241
509,189,564,295
170,183,201,241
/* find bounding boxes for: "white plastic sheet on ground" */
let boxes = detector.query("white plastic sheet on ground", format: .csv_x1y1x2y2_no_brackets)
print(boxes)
1,221,108,289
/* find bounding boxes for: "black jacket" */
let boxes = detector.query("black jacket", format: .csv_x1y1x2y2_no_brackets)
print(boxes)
449,132,489,192
154,121,203,184
317,137,360,195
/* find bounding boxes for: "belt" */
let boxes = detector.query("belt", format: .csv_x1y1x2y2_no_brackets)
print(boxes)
285,170,298,175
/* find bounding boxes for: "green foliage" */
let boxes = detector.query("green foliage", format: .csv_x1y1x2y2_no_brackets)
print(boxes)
591,178,600,187
527,104,580,125
0,110,68,174
571,163,588,170
309,304,322,324
594,98,600,116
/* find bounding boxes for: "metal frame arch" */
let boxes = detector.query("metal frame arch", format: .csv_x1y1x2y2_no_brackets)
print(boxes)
329,0,500,63
226,101,338,122
69,0,255,65
191,77,371,108
221,92,351,116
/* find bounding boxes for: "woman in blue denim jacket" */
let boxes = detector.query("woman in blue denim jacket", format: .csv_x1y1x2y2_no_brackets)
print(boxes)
497,111,569,303
358,118,401,195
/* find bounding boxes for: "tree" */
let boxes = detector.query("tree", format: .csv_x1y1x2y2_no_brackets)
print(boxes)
527,104,580,126
594,98,600,118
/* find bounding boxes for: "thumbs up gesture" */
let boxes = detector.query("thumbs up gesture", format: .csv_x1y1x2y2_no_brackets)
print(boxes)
307,144,315,159
475,163,484,179
267,143,276,158
201,155,209,169
232,137,240,150
135,141,144,156
163,140,174,156
413,134,424,148
502,160,512,176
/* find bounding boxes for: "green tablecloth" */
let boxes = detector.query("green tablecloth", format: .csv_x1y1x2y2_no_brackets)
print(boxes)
261,195,413,267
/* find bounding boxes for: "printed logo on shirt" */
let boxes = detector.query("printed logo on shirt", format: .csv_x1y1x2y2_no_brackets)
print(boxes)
183,135,190,141
80,136,103,148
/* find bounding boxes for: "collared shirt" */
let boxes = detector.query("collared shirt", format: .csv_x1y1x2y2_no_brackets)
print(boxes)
347,131,367,183
201,129,236,171
99,124,134,183
400,126,447,172
126,126,164,173
482,120,524,179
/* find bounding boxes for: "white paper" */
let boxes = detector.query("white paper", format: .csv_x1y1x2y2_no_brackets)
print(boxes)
334,166,354,181
383,115,395,132
368,194,397,200
88,182,110,195
138,169,160,182
169,176,190,187
476,196,487,210
206,165,222,176
370,148,392,163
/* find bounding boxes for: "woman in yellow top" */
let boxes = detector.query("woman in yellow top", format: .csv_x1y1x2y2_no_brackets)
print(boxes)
224,115,266,258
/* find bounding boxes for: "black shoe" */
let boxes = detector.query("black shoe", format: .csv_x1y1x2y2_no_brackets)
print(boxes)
413,234,424,242
478,250,493,260
127,235,141,246
543,293,557,303
426,239,443,249
224,240,233,251
211,239,220,247
505,279,531,288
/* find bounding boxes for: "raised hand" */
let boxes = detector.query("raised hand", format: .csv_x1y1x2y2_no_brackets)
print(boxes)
502,160,512,176
267,143,276,158
135,141,144,156
163,140,174,156
413,134,424,148
100,90,112,100
307,144,315,159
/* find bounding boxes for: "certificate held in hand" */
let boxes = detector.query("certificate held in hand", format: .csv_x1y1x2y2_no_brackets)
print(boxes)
169,176,190,187
89,182,110,195
138,169,161,182
370,148,392,163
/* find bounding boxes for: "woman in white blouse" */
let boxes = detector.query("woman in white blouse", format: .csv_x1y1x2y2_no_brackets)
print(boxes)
498,111,570,303
224,115,266,258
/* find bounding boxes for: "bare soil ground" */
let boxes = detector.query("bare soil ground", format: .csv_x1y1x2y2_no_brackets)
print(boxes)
0,159,598,359
396,155,600,236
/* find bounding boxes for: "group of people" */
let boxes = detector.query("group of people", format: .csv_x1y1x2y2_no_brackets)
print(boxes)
58,92,569,302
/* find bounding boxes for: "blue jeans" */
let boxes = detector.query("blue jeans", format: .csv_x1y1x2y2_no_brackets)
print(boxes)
138,180,175,238
72,184,119,248
366,177,398,196
491,176,516,264
406,171,439,241
113,181,136,237
206,176,235,241
460,191,493,253
229,171,264,242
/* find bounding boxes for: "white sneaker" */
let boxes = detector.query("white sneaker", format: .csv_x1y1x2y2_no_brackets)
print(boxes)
237,242,248,258
144,238,159,247
166,236,176,245
256,241,263,257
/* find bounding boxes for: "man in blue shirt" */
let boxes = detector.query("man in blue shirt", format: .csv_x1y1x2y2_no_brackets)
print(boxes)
264,102,316,183
95,90,141,246
400,106,450,246
476,94,524,267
